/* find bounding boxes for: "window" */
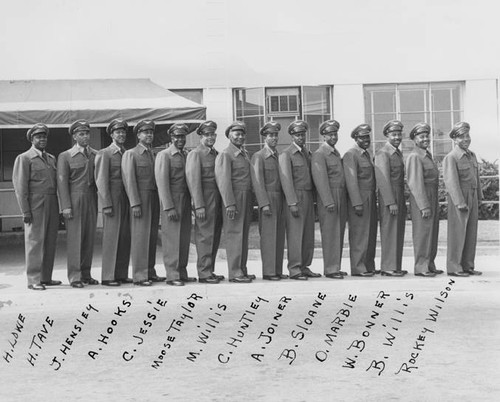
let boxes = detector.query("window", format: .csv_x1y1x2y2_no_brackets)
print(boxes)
234,86,333,154
364,82,464,160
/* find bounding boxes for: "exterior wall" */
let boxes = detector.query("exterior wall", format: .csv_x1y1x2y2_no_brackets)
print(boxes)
332,84,365,154
464,79,500,162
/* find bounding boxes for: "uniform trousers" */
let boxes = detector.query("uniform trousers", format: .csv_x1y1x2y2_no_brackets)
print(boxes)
378,187,406,272
347,190,377,274
160,192,192,281
66,190,97,283
409,184,439,274
130,190,159,282
317,188,347,274
222,189,252,280
258,191,285,277
101,190,131,281
447,188,479,273
193,188,222,279
285,189,315,277
24,193,59,285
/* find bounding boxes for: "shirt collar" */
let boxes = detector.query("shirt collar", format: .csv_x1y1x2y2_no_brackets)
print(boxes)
30,146,43,158
292,142,303,153
263,144,278,158
320,142,338,155
168,144,185,156
110,142,124,154
137,143,151,154
386,142,401,154
70,144,88,157
228,141,246,157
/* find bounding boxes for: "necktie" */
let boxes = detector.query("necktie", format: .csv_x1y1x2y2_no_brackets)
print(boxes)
42,152,48,163
84,148,89,159
426,151,433,161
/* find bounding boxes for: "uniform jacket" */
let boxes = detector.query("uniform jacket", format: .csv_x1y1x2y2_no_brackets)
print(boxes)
250,145,282,208
279,143,313,206
443,146,483,206
57,144,97,210
374,142,405,206
185,142,218,209
95,143,126,210
155,144,189,211
342,144,375,207
122,144,157,207
13,147,57,214
311,142,345,207
406,147,439,211
215,142,252,207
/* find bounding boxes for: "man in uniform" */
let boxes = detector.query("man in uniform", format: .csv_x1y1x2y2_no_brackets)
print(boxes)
13,123,61,290
250,121,286,281
279,120,321,280
122,119,163,286
311,120,347,279
155,123,196,286
215,121,254,283
186,121,224,284
374,120,407,276
95,119,131,286
343,124,377,277
406,122,442,277
57,119,98,288
443,122,483,277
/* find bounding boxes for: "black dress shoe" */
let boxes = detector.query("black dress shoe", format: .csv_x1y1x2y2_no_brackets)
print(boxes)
82,278,99,285
71,281,84,288
199,277,220,284
263,275,280,281
381,271,404,277
134,280,153,286
41,280,62,286
397,270,408,275
181,277,197,283
447,272,470,277
117,278,134,284
464,269,482,276
229,276,252,283
28,283,46,290
371,270,381,275
290,274,308,280
325,273,344,279
430,269,444,275
339,271,348,276
149,276,166,282
166,280,185,286
246,274,256,280
415,272,436,277
302,269,321,278
352,272,374,277
212,273,225,281
102,280,121,286
279,274,289,279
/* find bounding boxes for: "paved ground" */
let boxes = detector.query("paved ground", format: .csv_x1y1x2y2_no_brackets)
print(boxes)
0,221,499,401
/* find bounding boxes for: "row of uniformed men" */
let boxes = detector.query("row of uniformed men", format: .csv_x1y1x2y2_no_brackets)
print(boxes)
13,117,482,290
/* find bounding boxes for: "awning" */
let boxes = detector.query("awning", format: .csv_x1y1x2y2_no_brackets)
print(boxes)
0,79,206,128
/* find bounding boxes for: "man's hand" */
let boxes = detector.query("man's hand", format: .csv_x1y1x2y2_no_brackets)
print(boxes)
226,205,237,220
421,207,431,219
62,208,73,219
389,204,398,216
457,204,469,212
289,204,299,218
326,203,335,213
262,205,272,216
167,208,179,221
354,205,363,217
103,207,114,217
23,212,33,224
132,205,142,218
195,207,206,221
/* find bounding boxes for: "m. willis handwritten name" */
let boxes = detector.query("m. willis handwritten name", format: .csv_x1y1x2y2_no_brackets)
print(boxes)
1,280,456,376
